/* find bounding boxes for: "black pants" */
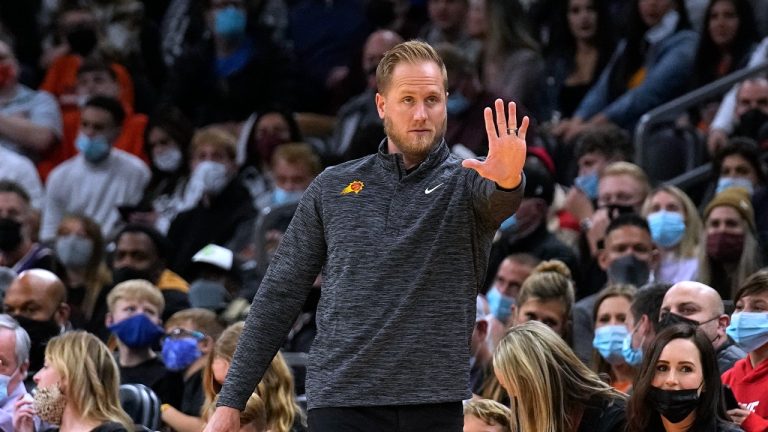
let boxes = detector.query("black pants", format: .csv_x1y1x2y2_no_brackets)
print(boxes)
307,401,463,432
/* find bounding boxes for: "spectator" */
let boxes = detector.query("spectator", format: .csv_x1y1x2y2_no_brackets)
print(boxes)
626,324,738,432
0,181,62,275
699,188,763,299
237,109,303,187
511,260,575,342
478,0,544,114
660,280,745,373
254,143,322,211
722,269,768,430
555,0,698,139
419,0,481,64
470,297,492,395
0,147,43,210
623,283,672,368
329,30,404,162
109,224,190,324
0,315,39,431
106,279,183,409
160,309,224,428
541,0,615,121
462,399,511,432
732,78,768,144
591,284,637,393
493,321,627,432
0,39,62,160
14,331,134,432
642,185,703,284
40,96,150,241
485,253,540,349
54,215,111,330
167,127,257,280
188,244,240,313
3,269,69,384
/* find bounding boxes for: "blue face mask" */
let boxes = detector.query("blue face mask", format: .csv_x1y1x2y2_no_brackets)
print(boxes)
726,311,768,353
499,215,517,232
716,177,754,196
593,324,629,365
76,133,111,163
486,286,515,323
108,314,165,348
214,6,247,39
161,337,203,371
0,370,15,399
647,211,686,248
272,187,304,206
621,326,643,367
446,91,471,116
573,172,599,200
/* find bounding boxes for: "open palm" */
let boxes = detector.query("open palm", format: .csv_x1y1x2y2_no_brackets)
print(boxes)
462,99,528,189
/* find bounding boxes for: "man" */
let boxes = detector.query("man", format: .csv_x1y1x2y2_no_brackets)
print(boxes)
708,78,768,153
0,39,62,159
572,214,659,363
0,314,39,430
622,283,671,367
254,142,322,211
0,147,43,209
0,181,61,275
330,29,404,161
206,41,526,431
419,0,480,63
485,253,539,349
659,280,746,374
3,269,69,381
40,95,150,241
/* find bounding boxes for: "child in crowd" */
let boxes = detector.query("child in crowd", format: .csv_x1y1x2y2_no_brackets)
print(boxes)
463,399,512,432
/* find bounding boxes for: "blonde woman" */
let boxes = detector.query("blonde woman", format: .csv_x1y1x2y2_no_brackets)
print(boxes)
641,185,702,283
493,321,626,432
14,331,134,432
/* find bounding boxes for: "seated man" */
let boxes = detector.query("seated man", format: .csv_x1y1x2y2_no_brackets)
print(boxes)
660,280,745,374
484,253,539,348
0,314,41,431
40,95,150,241
622,282,671,367
254,142,322,211
106,279,183,409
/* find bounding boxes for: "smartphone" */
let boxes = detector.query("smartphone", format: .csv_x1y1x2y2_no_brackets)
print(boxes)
723,385,740,410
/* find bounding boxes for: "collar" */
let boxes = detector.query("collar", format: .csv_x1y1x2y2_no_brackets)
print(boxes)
645,10,679,45
376,138,450,178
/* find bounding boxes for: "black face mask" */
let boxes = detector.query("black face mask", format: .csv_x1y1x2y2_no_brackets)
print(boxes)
604,204,636,220
607,254,650,287
66,26,99,57
735,108,768,140
656,312,718,334
111,266,158,286
0,218,22,253
648,386,700,423
13,315,61,373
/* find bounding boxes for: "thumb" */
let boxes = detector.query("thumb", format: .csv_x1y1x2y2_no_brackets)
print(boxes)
462,158,483,171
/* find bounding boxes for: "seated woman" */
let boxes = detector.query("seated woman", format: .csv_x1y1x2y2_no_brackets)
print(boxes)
642,185,703,284
14,331,134,432
555,0,698,141
626,324,739,432
591,284,637,393
494,321,627,432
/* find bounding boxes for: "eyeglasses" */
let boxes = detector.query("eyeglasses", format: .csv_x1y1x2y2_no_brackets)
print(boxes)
164,328,205,340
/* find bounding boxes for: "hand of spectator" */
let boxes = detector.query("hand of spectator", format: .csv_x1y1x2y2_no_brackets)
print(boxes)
563,187,594,221
586,207,611,257
707,129,728,156
462,99,527,189
727,405,751,425
13,394,35,432
203,406,240,432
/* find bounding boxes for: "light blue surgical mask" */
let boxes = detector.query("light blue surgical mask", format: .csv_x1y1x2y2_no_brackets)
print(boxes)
446,91,471,115
486,286,515,323
76,133,111,163
726,311,768,352
593,324,629,365
716,177,754,196
500,215,517,232
0,369,15,399
214,6,247,40
272,187,304,205
647,211,686,248
574,172,599,200
621,326,643,367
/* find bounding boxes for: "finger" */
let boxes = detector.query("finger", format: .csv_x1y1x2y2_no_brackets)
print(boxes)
495,99,507,137
462,158,483,172
483,107,497,139
507,101,517,131
518,116,530,141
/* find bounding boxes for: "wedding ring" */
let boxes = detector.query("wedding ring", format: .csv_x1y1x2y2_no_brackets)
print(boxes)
507,127,518,136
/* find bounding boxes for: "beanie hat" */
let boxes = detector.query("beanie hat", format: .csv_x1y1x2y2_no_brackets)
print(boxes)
704,187,755,231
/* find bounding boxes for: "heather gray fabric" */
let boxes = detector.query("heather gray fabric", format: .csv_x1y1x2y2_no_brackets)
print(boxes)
218,140,523,410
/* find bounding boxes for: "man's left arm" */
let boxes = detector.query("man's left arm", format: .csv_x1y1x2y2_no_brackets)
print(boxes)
0,91,62,156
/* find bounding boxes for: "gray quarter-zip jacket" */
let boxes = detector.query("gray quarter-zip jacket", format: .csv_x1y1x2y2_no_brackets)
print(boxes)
218,140,524,410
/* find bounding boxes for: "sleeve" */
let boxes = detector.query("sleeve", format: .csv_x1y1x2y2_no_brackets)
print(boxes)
602,32,698,128
30,91,63,138
216,175,327,410
40,170,65,241
573,41,625,121
468,170,525,229
741,412,768,432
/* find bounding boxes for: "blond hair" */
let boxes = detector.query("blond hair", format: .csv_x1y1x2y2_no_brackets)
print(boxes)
240,393,268,432
165,308,224,340
517,260,575,320
641,185,702,258
463,399,512,432
271,142,322,177
106,279,165,314
600,162,651,199
190,126,237,161
45,332,133,430
375,40,447,93
493,322,625,432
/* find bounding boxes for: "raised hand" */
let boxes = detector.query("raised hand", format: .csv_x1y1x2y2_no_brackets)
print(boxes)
461,99,528,189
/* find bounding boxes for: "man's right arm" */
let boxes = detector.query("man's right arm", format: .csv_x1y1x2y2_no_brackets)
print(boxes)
215,176,327,411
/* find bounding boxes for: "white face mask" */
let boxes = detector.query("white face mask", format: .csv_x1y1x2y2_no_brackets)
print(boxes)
153,147,183,173
191,161,231,195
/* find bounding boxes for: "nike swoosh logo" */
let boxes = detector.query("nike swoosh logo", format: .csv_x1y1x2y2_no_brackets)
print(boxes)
425,183,444,194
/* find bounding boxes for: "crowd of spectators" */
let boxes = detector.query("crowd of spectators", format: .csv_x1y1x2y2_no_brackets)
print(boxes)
0,0,767,430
